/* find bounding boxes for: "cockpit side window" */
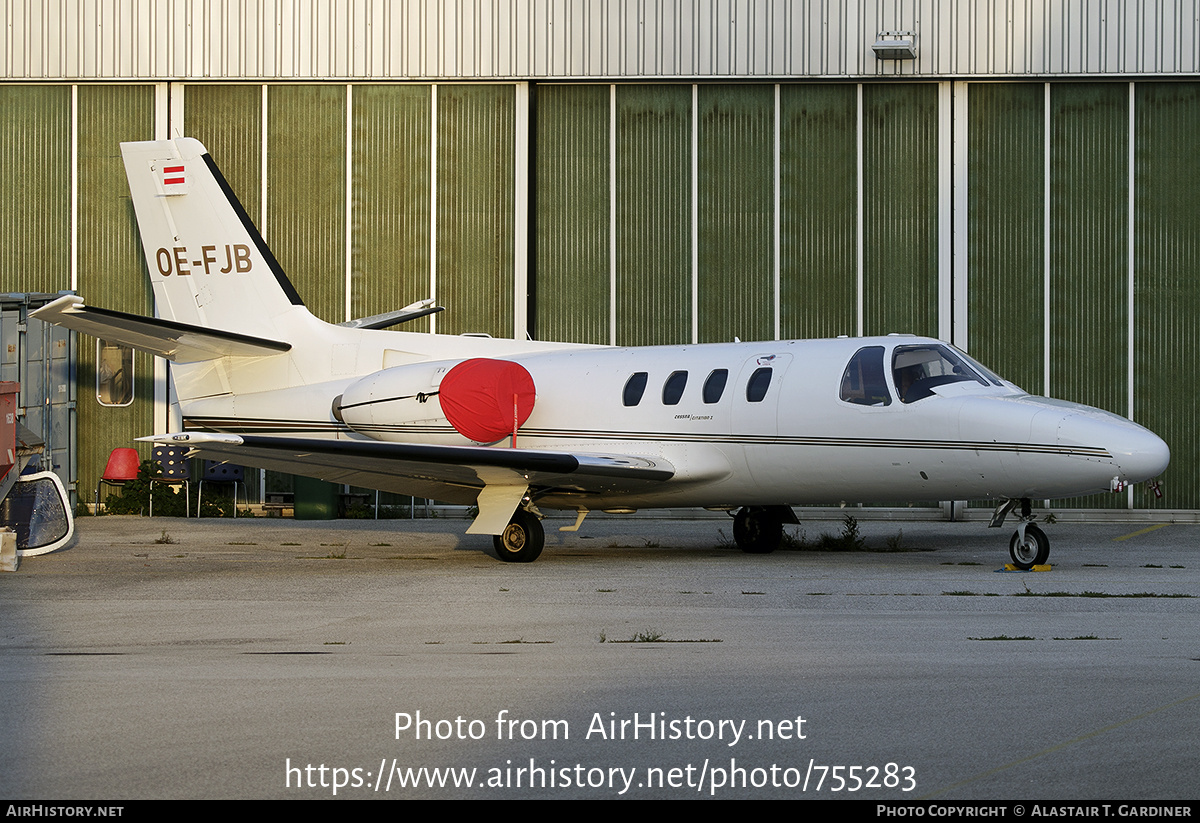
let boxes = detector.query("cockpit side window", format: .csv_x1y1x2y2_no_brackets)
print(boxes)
746,368,772,402
892,345,988,403
703,369,728,404
623,372,648,406
840,347,892,406
662,371,688,405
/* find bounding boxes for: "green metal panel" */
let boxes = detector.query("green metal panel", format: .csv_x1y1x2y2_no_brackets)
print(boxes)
75,85,156,504
966,83,1044,394
0,85,71,294
183,85,267,502
183,84,263,225
697,84,773,344
862,83,939,338
779,84,857,340
435,84,514,338
615,85,691,347
1050,83,1128,509
351,84,432,329
533,84,609,344
267,85,346,323
1133,83,1200,509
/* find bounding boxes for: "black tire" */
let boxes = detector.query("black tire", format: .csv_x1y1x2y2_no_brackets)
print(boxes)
1008,523,1050,569
493,509,545,563
733,507,782,554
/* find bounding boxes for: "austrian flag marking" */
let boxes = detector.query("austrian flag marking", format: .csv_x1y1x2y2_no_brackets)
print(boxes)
158,161,189,194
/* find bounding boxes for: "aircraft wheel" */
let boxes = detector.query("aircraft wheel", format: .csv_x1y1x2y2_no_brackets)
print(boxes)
733,507,782,554
493,509,545,563
1008,524,1049,569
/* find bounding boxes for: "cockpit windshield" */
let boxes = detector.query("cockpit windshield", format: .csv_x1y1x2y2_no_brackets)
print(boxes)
892,345,989,403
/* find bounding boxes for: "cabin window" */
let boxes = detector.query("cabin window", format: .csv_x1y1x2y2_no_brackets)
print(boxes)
840,346,892,406
623,372,648,407
746,368,772,402
703,369,728,404
96,340,134,407
892,345,988,403
662,371,688,405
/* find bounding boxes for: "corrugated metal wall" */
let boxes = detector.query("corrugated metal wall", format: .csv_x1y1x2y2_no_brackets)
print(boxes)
183,85,264,219
268,84,347,323
966,82,1044,397
533,83,609,344
1048,83,1129,509
862,83,939,338
4,76,1198,513
435,84,516,338
8,1,1200,81
697,84,774,345
351,84,433,328
615,84,691,347
0,85,70,295
1133,82,1200,509
778,84,858,340
75,85,157,504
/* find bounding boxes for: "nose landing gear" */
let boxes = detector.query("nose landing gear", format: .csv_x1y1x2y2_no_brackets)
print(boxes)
991,498,1050,570
1009,522,1050,569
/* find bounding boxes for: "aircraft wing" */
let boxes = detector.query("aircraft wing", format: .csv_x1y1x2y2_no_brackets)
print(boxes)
139,433,675,521
30,296,291,361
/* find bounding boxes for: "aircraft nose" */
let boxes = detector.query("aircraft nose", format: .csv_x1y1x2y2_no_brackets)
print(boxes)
1058,412,1170,483
1112,423,1171,482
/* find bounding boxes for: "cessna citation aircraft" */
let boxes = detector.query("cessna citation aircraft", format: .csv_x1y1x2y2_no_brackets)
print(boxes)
33,139,1170,566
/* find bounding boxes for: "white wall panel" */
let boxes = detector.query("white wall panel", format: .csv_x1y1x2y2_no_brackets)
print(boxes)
4,0,1200,81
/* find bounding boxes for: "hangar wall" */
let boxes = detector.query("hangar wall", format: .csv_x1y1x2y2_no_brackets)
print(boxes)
3,2,1198,515
6,0,1200,80
3,78,1198,513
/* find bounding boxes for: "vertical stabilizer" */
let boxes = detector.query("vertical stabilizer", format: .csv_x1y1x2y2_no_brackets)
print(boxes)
121,139,312,342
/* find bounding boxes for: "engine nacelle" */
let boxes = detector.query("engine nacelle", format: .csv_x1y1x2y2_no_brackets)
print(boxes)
334,358,536,446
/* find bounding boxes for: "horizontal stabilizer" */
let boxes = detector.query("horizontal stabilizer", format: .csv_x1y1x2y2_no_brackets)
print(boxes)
30,296,291,362
137,432,675,507
338,299,445,330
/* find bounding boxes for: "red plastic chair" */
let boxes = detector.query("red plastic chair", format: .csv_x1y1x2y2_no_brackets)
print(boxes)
96,447,140,513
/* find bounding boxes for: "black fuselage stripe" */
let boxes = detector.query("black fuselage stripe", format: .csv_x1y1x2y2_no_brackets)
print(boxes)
183,417,1112,459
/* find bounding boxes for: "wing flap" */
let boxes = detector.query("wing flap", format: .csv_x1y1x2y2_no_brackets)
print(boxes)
138,433,675,506
31,296,291,361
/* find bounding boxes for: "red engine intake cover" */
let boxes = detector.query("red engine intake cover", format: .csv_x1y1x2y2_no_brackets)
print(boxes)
438,358,536,444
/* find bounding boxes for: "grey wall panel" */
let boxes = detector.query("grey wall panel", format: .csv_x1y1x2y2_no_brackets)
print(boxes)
9,1,1200,81
615,84,691,347
778,84,857,340
0,84,70,294
533,83,609,344
1133,82,1200,509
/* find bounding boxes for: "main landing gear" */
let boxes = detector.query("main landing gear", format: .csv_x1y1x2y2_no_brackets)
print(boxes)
731,506,797,554
991,498,1051,570
493,508,545,563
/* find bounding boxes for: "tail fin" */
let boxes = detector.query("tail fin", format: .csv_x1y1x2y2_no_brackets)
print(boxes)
121,138,312,342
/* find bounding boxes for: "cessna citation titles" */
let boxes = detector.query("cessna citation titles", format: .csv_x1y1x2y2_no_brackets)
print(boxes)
33,139,1170,565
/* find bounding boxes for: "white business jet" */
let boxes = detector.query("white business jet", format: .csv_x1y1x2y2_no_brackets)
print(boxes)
32,139,1170,566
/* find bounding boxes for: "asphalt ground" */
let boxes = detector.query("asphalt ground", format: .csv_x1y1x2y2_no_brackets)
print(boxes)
1,513,1197,800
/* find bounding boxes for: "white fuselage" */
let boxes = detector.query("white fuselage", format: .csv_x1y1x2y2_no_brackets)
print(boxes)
181,334,1169,512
